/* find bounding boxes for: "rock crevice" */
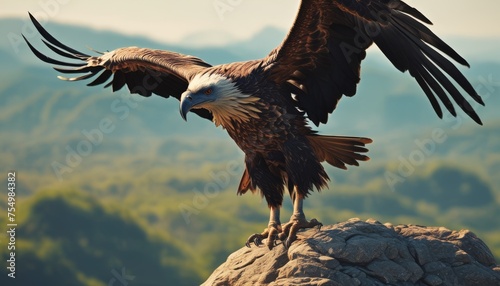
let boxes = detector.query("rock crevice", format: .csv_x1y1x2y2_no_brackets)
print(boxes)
203,218,500,286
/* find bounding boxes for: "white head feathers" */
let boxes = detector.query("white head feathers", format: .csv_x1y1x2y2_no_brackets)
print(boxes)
188,73,261,128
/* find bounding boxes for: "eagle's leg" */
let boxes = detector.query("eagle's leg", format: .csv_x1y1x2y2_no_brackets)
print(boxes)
280,191,322,248
245,206,282,249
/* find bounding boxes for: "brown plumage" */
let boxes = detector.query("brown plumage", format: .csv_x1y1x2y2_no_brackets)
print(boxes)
24,0,483,249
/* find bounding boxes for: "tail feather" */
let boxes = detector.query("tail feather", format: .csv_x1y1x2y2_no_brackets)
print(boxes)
237,168,256,195
307,135,372,170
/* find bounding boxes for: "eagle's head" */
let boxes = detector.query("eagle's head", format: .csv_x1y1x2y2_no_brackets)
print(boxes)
179,73,260,127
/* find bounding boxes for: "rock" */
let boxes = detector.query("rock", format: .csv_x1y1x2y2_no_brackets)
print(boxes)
203,218,500,286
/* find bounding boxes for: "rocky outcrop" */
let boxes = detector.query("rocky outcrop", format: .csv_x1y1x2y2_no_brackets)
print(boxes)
203,218,500,286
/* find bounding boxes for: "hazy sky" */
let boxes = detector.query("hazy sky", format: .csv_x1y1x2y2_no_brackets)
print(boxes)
2,0,500,45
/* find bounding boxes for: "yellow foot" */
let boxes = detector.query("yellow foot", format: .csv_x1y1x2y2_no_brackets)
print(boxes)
280,218,322,249
245,223,282,250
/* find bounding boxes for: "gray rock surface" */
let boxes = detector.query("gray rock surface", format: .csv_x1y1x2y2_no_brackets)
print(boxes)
203,218,500,286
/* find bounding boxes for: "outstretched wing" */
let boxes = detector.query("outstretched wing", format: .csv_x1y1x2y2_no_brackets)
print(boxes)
24,13,213,121
263,0,484,126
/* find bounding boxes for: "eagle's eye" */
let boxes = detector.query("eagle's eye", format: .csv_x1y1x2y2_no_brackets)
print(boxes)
204,88,213,95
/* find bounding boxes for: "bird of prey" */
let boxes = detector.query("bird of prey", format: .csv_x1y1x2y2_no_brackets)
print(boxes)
24,0,483,249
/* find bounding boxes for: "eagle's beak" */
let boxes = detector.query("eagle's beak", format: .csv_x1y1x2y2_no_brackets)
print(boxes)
180,92,193,121
179,91,214,121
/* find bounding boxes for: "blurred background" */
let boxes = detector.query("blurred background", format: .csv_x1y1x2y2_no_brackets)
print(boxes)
1,1,499,285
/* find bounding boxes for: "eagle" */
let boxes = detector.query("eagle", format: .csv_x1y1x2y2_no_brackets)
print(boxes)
25,0,483,249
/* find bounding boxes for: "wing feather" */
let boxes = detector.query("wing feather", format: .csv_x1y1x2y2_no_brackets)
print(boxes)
264,0,483,125
87,70,113,87
28,12,89,57
25,13,213,121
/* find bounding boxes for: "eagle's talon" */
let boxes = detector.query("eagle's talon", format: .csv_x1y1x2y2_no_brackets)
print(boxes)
284,237,295,249
278,232,287,241
266,228,280,249
245,224,283,249
316,221,323,231
280,217,323,248
254,237,262,246
246,233,264,248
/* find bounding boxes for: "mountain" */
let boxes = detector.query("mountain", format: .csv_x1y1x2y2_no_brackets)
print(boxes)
0,189,201,286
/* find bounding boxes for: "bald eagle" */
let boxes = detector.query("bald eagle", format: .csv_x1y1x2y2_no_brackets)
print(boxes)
25,0,483,249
